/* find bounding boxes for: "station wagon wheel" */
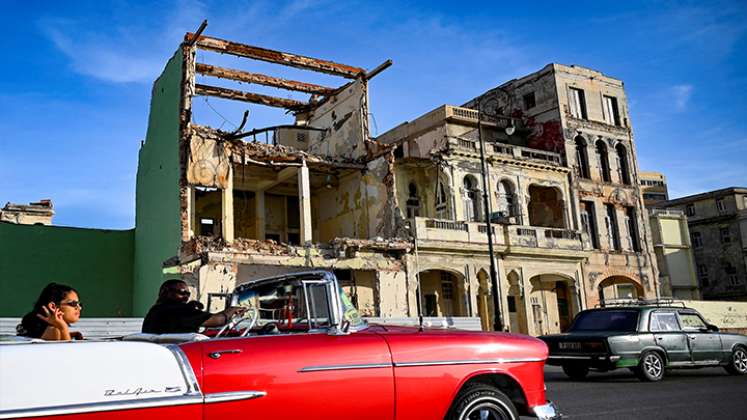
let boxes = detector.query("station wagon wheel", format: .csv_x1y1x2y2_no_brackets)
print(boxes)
447,384,518,420
725,346,747,375
634,351,665,382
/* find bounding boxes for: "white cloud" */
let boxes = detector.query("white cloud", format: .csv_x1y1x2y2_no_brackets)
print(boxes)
671,84,693,111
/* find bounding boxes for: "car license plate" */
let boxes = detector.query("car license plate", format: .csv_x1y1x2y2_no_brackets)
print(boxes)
559,342,582,350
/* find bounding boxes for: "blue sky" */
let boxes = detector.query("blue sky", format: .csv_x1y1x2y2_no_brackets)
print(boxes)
1,0,745,229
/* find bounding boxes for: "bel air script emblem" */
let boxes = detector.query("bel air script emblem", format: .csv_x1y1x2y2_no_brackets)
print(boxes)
104,386,182,397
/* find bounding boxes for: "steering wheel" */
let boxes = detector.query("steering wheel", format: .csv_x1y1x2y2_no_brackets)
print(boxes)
258,322,280,335
215,307,259,338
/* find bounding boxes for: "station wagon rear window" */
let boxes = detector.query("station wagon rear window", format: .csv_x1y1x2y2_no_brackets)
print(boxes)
570,310,639,332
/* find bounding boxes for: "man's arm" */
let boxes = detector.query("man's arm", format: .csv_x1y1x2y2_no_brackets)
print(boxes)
200,306,245,328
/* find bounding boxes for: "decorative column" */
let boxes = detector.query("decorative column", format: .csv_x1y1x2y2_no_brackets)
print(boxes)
299,160,313,244
221,165,234,243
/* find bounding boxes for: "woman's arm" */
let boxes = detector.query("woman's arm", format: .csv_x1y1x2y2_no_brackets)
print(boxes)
37,305,72,341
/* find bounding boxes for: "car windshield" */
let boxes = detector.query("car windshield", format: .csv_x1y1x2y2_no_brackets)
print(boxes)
231,275,367,332
570,310,639,332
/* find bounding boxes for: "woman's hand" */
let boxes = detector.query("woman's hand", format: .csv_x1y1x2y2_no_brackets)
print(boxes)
37,304,69,332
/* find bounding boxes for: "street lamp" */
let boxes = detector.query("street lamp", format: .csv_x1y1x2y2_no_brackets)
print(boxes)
476,96,505,332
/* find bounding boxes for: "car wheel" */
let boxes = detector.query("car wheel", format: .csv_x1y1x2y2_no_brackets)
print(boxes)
447,383,518,420
562,364,589,380
724,346,747,375
634,351,665,382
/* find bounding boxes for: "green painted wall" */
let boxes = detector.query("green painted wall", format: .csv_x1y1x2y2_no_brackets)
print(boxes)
0,222,134,317
133,50,184,315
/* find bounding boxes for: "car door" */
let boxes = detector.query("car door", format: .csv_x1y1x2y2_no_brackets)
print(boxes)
678,311,722,363
649,311,690,364
202,280,394,420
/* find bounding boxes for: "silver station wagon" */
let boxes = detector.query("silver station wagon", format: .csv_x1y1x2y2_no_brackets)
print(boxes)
539,300,747,382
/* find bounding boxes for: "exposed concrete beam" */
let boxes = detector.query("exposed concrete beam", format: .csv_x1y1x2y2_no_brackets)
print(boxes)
195,84,307,110
253,166,298,192
196,63,338,96
185,33,365,79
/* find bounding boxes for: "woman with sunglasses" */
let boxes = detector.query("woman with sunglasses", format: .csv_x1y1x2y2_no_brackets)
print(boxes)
17,282,83,341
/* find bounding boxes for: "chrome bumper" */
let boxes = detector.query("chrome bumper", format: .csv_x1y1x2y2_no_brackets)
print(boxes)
532,401,562,419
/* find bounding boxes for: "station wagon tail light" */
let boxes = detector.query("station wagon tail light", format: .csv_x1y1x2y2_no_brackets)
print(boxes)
581,341,605,351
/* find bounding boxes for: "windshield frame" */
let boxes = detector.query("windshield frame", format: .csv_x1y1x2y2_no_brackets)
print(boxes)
230,270,368,334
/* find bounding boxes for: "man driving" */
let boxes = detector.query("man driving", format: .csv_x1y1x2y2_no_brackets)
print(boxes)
142,279,244,334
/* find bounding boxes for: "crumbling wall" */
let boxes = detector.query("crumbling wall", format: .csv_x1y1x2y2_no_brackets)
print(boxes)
377,271,409,317
303,79,368,160
314,171,370,241
133,49,184,315
368,153,408,239
394,163,438,219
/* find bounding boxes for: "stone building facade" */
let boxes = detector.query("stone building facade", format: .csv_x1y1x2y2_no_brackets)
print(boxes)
133,32,657,335
461,64,658,307
659,187,747,301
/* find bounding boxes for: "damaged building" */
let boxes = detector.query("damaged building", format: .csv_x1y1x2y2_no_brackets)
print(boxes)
128,31,656,334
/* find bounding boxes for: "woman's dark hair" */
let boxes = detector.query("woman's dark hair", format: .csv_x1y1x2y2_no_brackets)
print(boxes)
17,282,77,338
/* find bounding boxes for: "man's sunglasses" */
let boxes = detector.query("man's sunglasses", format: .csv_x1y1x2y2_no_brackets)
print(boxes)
173,289,191,297
60,300,83,309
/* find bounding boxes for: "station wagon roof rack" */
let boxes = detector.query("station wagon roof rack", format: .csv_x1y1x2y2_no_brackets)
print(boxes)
596,298,687,308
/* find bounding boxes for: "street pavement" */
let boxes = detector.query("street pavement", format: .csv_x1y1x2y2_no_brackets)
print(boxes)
523,366,747,419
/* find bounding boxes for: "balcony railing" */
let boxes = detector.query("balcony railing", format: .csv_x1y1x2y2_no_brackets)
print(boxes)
414,218,504,245
414,217,583,251
451,138,563,167
425,219,468,231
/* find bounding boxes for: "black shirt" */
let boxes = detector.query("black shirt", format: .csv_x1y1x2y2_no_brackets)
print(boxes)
141,302,213,334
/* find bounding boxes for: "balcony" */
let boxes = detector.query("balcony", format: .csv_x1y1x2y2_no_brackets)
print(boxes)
506,225,584,251
414,218,505,246
450,137,563,167
412,217,584,252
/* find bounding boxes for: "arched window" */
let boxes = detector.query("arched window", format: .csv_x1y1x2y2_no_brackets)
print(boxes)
596,140,611,183
463,176,480,222
406,183,421,218
616,144,631,185
528,185,565,228
574,136,590,179
435,180,449,219
496,180,516,217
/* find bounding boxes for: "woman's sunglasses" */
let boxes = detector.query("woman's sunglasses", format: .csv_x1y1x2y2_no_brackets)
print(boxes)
60,300,83,309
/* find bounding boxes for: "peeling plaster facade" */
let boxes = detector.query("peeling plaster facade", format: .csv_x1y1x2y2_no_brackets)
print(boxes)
659,187,747,301
134,33,658,335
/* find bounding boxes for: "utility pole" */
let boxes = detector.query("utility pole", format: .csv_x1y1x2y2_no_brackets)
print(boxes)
476,98,504,332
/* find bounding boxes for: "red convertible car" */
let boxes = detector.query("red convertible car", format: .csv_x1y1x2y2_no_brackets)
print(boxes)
0,271,560,420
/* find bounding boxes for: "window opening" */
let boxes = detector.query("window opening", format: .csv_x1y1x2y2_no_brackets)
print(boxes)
569,87,588,119
596,140,611,183
605,204,621,251
581,201,600,249
616,144,631,185
604,95,621,126
406,183,421,219
574,136,590,179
